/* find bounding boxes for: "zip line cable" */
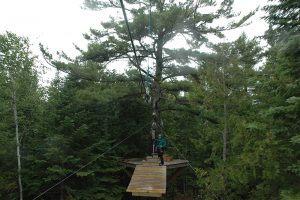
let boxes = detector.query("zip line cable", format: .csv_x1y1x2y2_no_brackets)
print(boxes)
119,0,146,95
32,123,150,200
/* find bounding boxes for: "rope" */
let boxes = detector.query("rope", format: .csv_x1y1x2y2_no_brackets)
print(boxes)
164,132,197,173
145,0,152,100
119,0,146,95
32,123,150,200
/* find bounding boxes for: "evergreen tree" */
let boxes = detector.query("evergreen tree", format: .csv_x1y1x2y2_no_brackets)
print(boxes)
0,32,41,200
190,34,264,199
256,0,300,198
264,0,300,34
25,57,151,199
82,0,256,146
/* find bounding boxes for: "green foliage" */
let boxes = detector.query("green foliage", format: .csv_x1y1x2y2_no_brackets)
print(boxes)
280,190,300,200
82,0,254,83
264,0,300,33
0,0,299,199
20,58,151,199
0,32,42,199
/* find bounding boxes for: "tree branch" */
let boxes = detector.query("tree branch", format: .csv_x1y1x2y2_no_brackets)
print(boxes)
161,107,219,124
128,56,155,79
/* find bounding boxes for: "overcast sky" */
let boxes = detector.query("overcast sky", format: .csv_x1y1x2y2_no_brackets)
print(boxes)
0,0,269,84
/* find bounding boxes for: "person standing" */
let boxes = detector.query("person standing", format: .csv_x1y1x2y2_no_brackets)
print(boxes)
156,134,167,166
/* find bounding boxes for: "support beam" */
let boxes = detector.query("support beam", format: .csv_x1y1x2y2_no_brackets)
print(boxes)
124,169,133,178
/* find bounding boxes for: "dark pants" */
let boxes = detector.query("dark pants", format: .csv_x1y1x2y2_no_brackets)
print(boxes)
157,147,164,165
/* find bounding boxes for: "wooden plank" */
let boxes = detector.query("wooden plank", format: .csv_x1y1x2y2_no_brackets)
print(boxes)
121,158,189,169
127,165,167,197
132,192,162,197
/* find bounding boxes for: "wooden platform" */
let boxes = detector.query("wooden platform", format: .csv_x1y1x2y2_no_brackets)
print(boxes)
126,156,167,197
124,155,189,197
121,156,189,169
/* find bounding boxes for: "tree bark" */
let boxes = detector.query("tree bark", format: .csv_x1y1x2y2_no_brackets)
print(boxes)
13,91,23,200
223,101,228,162
222,67,228,162
150,80,162,155
150,34,164,154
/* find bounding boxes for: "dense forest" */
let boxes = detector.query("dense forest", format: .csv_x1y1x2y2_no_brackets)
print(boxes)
0,0,299,199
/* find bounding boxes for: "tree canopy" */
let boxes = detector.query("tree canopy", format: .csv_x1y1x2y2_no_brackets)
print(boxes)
0,0,299,199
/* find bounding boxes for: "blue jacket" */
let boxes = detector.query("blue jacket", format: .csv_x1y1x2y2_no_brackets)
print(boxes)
155,138,167,149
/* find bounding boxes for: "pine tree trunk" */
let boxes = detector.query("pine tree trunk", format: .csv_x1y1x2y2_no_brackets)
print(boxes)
150,80,162,154
222,66,228,162
150,34,164,154
223,102,228,162
13,91,23,200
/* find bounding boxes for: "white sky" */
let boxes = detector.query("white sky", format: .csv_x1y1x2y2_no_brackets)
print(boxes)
0,0,269,84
